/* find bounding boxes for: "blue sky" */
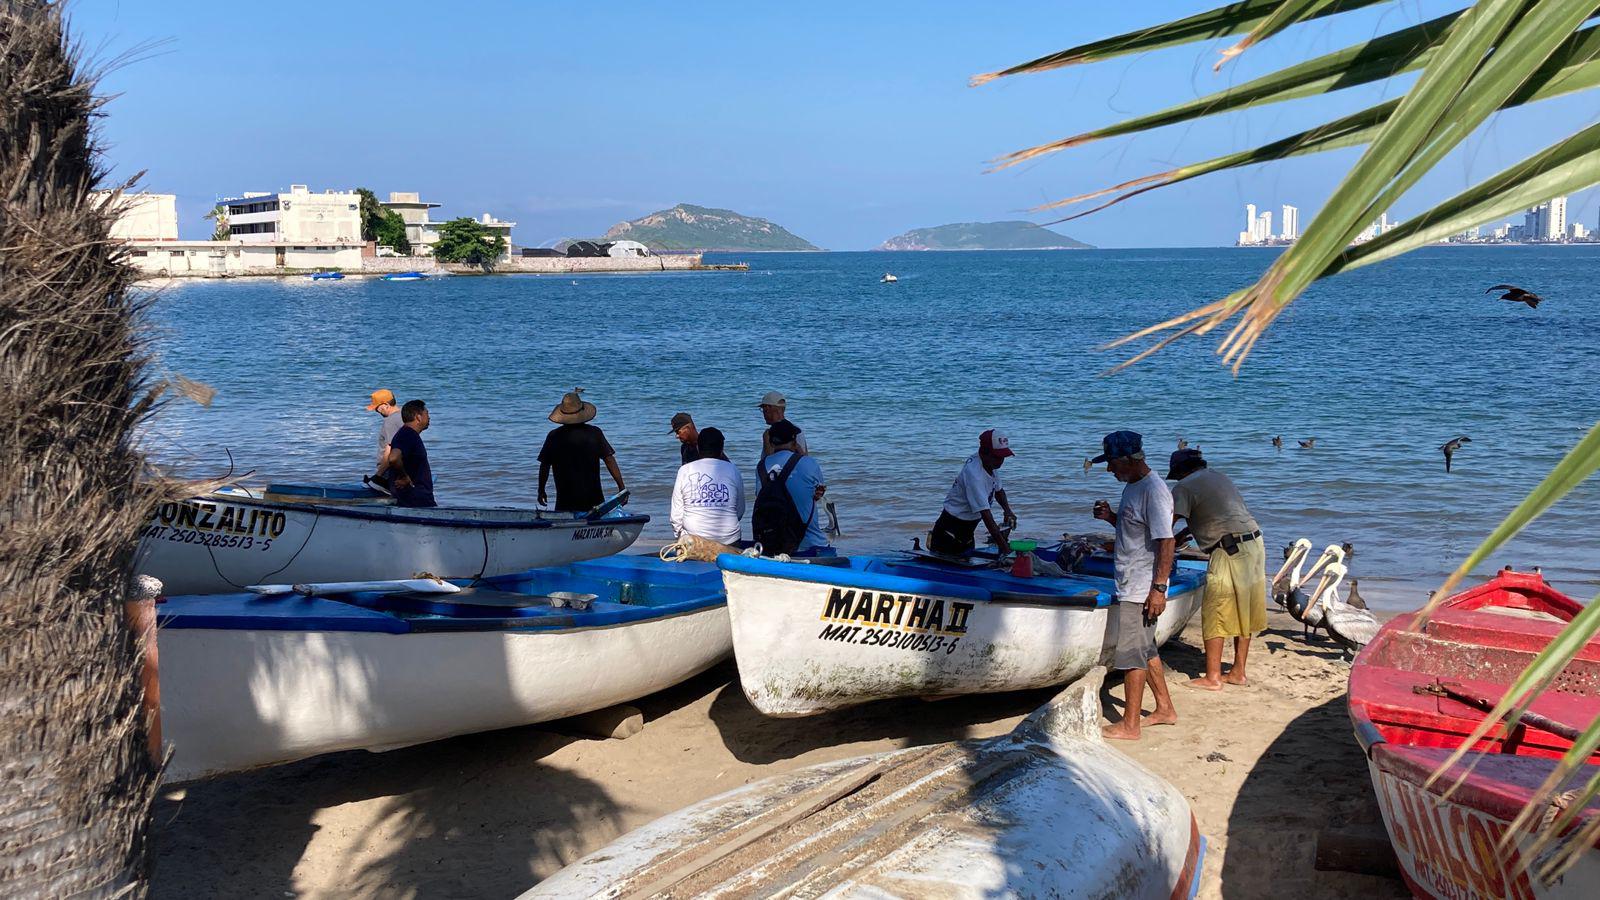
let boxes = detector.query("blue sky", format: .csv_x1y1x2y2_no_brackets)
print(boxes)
74,1,1600,249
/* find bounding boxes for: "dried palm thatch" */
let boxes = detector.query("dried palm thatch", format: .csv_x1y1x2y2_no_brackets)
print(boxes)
0,1,162,895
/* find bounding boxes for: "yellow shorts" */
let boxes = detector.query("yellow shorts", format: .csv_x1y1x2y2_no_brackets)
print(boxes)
1201,538,1268,640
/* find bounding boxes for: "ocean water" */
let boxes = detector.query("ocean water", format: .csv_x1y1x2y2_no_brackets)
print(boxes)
141,248,1600,611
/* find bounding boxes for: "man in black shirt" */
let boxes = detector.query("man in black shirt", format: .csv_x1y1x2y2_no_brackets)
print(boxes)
670,411,700,464
385,400,436,508
539,388,626,512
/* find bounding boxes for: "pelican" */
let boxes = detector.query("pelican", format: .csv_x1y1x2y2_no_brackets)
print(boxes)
1321,567,1380,655
1270,539,1313,610
1289,544,1345,635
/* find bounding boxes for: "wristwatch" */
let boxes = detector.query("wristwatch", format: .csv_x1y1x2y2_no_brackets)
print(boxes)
1152,582,1169,594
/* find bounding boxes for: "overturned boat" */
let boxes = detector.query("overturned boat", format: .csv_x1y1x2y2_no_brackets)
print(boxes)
136,483,646,595
522,666,1204,899
718,547,1205,717
157,555,729,781
1349,568,1600,899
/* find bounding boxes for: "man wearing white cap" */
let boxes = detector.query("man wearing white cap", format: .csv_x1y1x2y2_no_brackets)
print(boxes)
758,390,808,462
928,429,1018,556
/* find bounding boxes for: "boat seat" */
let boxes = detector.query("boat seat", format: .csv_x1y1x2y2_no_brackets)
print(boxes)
1356,663,1600,758
1428,608,1600,662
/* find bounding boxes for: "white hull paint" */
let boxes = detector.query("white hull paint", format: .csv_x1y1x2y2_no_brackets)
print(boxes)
725,569,1200,716
135,491,644,595
523,667,1203,899
160,605,730,781
1368,761,1600,900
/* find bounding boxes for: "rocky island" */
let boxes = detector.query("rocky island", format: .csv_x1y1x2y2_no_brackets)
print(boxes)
876,220,1093,251
604,204,821,252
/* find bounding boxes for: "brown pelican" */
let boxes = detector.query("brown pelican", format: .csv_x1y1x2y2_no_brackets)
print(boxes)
1440,436,1470,473
1298,438,1317,449
1291,545,1346,637
1319,564,1380,654
1271,539,1313,609
1486,284,1542,308
1272,435,1283,452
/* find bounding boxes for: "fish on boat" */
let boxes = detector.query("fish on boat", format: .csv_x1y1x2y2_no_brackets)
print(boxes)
717,545,1205,717
521,666,1204,899
157,555,730,781
382,271,428,281
1349,568,1600,899
135,483,647,595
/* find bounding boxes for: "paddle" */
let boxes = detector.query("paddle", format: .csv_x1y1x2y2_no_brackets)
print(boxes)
587,489,630,519
1415,680,1582,742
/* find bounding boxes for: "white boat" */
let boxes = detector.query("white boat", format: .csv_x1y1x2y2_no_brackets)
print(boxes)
157,555,730,781
522,666,1204,899
135,483,647,595
717,548,1204,717
880,272,898,283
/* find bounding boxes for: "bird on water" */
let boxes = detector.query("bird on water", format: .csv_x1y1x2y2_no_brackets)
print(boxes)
1487,284,1543,308
1440,436,1470,473
1272,435,1283,452
1298,438,1317,449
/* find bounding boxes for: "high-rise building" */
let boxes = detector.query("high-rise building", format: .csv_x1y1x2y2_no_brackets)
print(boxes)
1545,196,1567,240
1258,210,1272,242
1280,205,1299,240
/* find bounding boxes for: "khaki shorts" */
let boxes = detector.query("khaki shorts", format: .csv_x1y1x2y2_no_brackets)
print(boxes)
1201,537,1268,641
1113,599,1159,670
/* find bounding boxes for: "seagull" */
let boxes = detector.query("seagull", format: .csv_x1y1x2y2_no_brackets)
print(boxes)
1440,436,1471,473
1487,284,1543,308
1298,438,1317,449
1346,577,1369,611
1272,435,1283,452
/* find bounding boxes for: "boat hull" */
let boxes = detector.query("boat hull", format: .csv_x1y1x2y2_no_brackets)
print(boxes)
722,556,1201,716
522,667,1203,899
135,489,646,594
160,602,729,781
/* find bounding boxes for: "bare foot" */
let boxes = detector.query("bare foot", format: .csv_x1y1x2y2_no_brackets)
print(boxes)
1102,722,1142,741
1223,674,1249,686
1142,709,1178,727
1187,676,1224,691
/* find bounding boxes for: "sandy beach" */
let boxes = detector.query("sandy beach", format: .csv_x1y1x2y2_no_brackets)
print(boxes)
150,605,1409,899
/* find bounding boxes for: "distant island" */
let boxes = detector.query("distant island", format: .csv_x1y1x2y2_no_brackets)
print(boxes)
875,221,1094,251
603,203,821,252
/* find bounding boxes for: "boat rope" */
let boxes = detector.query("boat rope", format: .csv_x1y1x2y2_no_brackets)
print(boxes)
203,507,324,591
1539,789,1581,832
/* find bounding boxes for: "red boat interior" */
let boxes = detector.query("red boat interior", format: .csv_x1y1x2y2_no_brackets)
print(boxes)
1352,570,1600,762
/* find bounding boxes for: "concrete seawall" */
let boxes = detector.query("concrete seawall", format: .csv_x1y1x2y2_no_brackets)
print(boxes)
362,254,709,275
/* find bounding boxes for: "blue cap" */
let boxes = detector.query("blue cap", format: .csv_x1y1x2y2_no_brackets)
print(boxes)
1091,430,1143,464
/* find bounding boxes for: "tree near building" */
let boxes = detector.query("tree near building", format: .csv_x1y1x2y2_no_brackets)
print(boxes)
203,203,229,240
1,1,161,893
354,187,412,255
432,216,506,269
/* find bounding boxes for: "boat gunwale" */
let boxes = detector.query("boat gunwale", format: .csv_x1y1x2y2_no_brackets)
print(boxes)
195,490,650,530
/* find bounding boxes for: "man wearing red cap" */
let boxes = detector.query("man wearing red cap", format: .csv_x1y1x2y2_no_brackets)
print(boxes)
928,429,1018,557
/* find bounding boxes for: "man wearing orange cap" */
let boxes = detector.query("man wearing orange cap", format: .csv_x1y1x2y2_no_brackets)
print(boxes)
367,389,404,484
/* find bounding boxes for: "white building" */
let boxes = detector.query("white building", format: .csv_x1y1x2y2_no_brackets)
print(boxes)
221,185,361,244
94,191,179,241
123,241,363,277
1244,204,1257,241
1279,205,1299,241
381,191,442,252
1572,221,1588,241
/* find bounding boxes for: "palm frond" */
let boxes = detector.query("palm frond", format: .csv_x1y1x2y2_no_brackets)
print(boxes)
970,0,1391,85
1218,0,1351,69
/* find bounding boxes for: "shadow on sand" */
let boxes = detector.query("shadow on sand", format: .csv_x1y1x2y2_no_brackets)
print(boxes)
1219,694,1408,899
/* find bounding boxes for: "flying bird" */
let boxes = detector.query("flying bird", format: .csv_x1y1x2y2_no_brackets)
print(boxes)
1298,438,1317,449
1486,284,1543,308
1440,436,1471,473
1272,435,1283,452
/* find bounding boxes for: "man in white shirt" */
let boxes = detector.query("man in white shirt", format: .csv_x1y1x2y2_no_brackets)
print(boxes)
1090,430,1178,741
367,388,404,484
929,429,1018,556
757,390,809,461
670,427,745,546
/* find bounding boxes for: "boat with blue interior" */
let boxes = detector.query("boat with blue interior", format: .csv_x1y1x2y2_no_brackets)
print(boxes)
156,555,730,781
717,542,1206,716
381,271,428,281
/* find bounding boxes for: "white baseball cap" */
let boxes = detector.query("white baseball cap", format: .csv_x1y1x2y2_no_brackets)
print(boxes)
758,391,787,407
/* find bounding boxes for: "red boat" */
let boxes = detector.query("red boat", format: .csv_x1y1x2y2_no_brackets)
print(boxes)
1349,568,1600,900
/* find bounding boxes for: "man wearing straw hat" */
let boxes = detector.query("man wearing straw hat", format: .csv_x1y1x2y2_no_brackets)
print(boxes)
538,388,626,513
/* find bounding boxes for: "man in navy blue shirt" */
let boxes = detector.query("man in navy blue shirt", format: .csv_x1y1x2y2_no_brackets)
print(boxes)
385,400,436,508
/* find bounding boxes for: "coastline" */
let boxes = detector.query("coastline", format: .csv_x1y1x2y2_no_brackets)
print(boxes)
149,605,1404,899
